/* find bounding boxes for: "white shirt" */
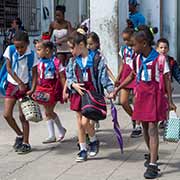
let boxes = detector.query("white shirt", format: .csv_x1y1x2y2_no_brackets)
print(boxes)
136,55,170,82
38,59,65,79
3,46,38,85
82,57,88,68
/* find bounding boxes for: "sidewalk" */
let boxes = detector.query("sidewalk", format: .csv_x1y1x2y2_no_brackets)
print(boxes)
0,96,180,180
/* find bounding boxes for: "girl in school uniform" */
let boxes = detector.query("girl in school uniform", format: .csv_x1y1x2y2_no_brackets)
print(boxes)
3,31,38,154
112,25,176,179
66,30,114,162
115,27,142,138
33,40,66,144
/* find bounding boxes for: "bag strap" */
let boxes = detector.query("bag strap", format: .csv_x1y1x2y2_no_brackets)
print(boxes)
157,54,165,92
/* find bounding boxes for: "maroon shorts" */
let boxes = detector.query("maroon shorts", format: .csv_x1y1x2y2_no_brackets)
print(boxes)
5,82,29,100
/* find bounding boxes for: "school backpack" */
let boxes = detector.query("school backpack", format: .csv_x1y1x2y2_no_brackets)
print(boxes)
75,51,107,121
0,45,34,96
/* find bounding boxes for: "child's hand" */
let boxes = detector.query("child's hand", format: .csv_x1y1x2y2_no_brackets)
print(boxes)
169,102,177,112
106,92,116,100
26,89,34,96
63,92,69,103
114,80,120,87
18,82,26,92
72,83,85,96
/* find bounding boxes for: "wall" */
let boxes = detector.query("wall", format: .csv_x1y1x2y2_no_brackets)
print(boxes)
90,0,119,77
162,0,177,59
138,0,161,42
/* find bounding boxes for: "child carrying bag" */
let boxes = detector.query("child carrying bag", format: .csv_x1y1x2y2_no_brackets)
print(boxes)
81,90,107,121
19,96,43,123
164,111,180,142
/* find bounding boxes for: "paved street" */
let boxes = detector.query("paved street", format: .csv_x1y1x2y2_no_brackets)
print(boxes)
0,82,180,180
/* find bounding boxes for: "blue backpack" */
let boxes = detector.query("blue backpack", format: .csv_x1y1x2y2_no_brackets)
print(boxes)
0,45,34,96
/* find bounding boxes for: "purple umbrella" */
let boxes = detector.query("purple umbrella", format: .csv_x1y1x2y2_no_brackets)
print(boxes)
110,100,123,153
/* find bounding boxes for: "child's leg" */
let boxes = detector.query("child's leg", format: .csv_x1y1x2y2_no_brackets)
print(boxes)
148,122,159,164
82,116,99,157
17,102,31,154
3,98,23,136
142,122,150,150
18,103,30,144
120,89,133,116
43,105,57,143
76,112,88,162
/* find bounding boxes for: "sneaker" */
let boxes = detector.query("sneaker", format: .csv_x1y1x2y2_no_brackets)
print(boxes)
17,144,31,154
159,121,165,129
130,127,143,138
144,164,160,179
42,137,56,144
89,140,100,157
144,154,159,167
95,122,100,131
76,150,88,162
57,128,67,142
13,136,23,152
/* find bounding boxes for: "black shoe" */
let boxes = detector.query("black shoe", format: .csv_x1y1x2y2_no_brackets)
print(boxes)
159,121,165,129
144,165,160,179
17,144,31,154
13,137,23,151
89,140,100,157
144,154,159,167
130,127,143,138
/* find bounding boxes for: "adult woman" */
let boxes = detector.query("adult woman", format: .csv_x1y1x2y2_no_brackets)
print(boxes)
49,5,73,66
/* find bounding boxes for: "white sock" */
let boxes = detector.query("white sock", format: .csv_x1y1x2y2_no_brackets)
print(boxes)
79,143,87,151
47,119,55,138
149,163,157,166
89,135,97,143
54,115,65,137
136,125,141,129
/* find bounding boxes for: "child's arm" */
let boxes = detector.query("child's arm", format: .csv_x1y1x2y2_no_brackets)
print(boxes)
172,61,180,84
6,58,27,91
62,80,69,102
115,60,123,87
164,73,176,111
114,71,135,96
106,65,116,83
27,66,38,96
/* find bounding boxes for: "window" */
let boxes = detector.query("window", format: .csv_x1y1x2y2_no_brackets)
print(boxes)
0,0,41,35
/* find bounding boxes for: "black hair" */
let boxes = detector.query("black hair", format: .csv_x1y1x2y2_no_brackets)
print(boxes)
133,25,158,46
38,40,54,50
157,38,169,48
68,31,87,47
87,32,100,49
122,27,134,35
13,30,29,43
56,5,66,15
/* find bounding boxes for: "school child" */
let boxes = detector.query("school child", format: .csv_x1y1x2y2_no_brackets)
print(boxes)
33,40,66,144
3,31,38,154
86,31,116,131
66,31,114,162
156,38,180,128
115,27,142,138
112,25,176,179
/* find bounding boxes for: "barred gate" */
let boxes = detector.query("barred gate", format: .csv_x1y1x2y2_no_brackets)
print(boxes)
0,0,41,35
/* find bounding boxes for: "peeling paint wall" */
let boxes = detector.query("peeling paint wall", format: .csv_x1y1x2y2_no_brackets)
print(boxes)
90,0,119,77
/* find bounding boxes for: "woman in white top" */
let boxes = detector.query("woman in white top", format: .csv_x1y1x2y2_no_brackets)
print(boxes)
49,5,73,66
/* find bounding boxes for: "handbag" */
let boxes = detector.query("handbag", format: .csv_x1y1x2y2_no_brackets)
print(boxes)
19,96,43,123
81,90,107,121
164,111,180,142
32,84,56,105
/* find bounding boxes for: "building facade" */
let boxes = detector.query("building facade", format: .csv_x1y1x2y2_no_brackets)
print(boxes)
0,0,179,75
